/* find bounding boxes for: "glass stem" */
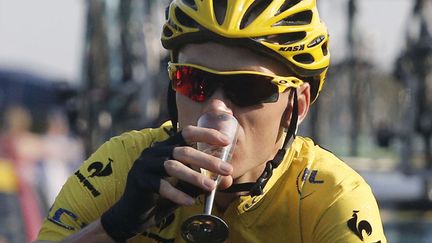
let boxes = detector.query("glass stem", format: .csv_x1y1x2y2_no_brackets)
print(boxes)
204,188,216,215
204,175,220,215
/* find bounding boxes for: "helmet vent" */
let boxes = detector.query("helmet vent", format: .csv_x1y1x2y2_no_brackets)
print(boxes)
163,25,174,37
213,0,228,25
240,0,273,29
264,31,306,45
293,53,314,64
175,7,198,28
277,0,302,14
321,41,329,56
182,0,198,10
275,10,313,26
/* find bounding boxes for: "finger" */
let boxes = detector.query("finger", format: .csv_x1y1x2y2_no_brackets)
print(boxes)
159,179,195,206
164,160,216,192
181,125,230,146
172,146,233,176
217,175,233,191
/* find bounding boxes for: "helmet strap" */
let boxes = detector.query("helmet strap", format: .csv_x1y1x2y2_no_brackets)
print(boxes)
167,49,180,132
167,82,178,132
221,89,299,196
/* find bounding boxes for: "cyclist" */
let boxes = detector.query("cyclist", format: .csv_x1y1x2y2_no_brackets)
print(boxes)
36,0,386,242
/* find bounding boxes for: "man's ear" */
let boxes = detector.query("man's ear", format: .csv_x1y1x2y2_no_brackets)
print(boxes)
281,83,311,129
297,83,311,124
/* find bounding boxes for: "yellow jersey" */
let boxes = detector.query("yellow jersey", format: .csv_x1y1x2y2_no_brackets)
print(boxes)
37,122,386,242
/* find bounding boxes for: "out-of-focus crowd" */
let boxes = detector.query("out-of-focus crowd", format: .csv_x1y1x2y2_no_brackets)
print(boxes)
0,104,84,209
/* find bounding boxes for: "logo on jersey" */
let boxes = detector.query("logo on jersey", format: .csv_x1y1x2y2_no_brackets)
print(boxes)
243,195,263,211
300,167,324,184
87,158,113,177
296,167,324,190
296,168,325,199
47,208,86,231
75,158,113,197
347,210,381,242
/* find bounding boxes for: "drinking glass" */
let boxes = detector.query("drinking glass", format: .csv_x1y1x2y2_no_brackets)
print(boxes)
181,111,238,243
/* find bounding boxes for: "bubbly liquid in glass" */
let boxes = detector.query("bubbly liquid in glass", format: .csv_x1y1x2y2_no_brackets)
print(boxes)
198,145,233,182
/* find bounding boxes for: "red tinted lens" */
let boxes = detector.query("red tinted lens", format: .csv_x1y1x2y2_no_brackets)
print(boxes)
171,66,208,102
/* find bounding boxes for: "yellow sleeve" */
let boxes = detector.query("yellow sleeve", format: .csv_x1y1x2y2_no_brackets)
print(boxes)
312,181,386,243
36,128,167,241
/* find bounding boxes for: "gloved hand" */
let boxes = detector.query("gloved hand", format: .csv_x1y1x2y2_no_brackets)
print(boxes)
100,132,200,242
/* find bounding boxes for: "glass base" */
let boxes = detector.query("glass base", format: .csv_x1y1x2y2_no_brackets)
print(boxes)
181,214,229,243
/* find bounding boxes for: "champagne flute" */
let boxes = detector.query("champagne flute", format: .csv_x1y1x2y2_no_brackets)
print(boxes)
181,111,238,243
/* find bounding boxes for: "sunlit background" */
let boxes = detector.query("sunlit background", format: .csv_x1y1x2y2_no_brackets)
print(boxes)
1,0,432,242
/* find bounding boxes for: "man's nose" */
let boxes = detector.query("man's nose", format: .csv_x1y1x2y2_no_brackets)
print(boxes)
203,88,234,115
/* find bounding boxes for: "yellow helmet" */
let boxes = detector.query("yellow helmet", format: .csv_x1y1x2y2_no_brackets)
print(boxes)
161,0,330,101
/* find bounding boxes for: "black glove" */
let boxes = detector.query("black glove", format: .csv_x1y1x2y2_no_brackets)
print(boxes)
101,132,200,242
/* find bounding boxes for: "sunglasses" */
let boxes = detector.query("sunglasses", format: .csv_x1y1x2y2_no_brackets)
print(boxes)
168,63,304,107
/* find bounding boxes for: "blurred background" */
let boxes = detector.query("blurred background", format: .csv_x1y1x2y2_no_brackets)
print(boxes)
0,0,431,242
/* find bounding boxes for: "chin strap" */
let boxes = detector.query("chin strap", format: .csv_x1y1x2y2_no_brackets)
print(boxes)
167,82,178,132
220,89,299,196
